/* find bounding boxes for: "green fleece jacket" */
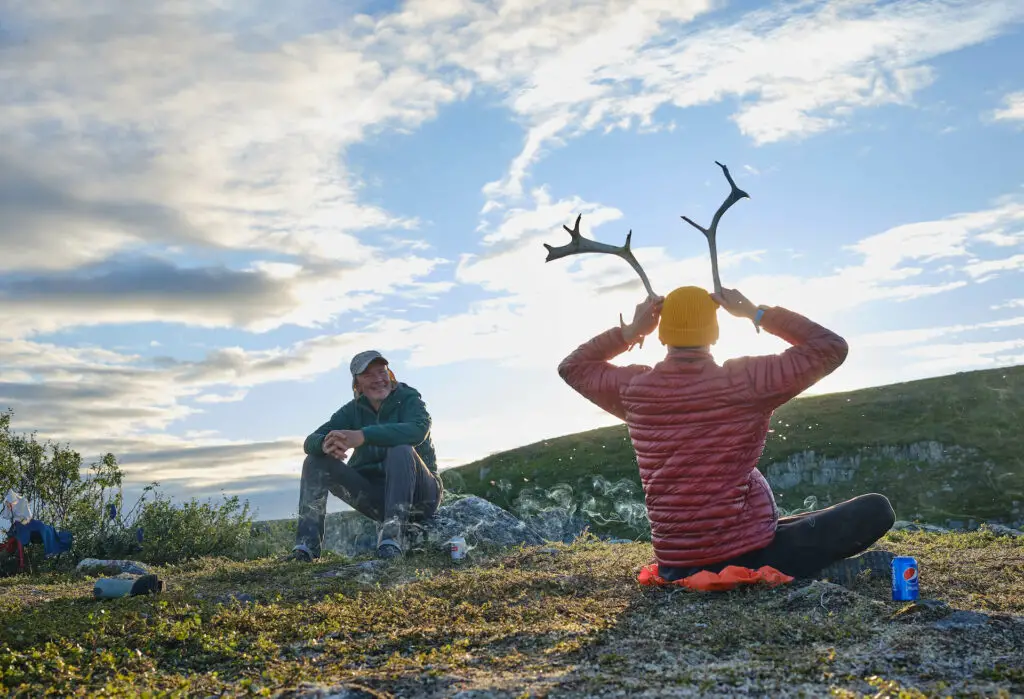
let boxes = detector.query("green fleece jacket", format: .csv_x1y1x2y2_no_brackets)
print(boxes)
302,382,438,475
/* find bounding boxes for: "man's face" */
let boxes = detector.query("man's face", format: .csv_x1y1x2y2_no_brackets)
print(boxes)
355,359,393,401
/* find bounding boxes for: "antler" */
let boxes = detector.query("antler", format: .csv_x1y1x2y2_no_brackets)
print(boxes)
544,214,656,348
544,214,656,297
680,161,749,296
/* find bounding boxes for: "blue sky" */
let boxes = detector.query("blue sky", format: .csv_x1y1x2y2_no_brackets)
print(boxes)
1,0,1022,521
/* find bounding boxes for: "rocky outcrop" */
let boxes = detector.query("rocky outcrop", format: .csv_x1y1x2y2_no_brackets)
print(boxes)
763,441,978,489
323,496,545,557
763,441,1024,530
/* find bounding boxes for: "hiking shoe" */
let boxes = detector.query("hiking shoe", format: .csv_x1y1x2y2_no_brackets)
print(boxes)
283,548,314,563
819,549,895,586
376,539,403,560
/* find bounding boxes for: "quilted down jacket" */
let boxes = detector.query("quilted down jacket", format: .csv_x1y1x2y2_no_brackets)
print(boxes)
557,306,849,569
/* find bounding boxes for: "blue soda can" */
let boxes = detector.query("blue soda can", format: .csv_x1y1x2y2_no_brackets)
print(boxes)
891,555,919,601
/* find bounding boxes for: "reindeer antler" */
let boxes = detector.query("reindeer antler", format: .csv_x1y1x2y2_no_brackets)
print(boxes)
680,161,749,296
544,214,656,348
544,214,656,297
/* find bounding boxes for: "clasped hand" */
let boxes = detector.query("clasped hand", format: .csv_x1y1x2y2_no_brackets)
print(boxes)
323,429,365,460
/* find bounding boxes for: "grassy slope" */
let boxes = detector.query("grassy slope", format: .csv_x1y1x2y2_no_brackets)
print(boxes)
0,531,1022,697
441,364,1024,532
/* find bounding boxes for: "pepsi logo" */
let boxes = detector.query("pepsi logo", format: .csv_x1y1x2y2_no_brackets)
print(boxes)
902,567,917,581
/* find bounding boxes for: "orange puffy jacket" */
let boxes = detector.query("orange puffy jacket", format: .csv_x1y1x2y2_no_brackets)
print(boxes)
557,306,849,570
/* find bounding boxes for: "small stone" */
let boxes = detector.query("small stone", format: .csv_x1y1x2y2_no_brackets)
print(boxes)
891,598,952,623
315,560,388,579
279,681,387,698
209,591,256,605
932,610,990,629
76,558,151,576
982,523,1023,538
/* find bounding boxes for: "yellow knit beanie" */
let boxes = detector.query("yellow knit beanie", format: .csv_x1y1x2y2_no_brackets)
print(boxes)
658,286,720,347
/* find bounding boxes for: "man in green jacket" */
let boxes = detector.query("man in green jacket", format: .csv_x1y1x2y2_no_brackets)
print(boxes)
289,350,442,561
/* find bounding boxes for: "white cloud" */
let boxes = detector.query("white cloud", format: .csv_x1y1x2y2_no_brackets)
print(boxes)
991,91,1024,124
379,0,1024,207
365,192,1024,375
0,255,449,338
0,331,377,442
0,3,470,274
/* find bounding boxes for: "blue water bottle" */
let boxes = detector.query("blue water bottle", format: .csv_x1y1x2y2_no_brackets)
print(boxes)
891,555,919,601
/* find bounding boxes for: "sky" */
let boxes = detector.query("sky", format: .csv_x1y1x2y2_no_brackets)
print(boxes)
1,0,1022,523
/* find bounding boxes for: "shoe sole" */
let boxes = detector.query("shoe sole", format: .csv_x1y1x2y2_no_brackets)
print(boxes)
820,550,895,586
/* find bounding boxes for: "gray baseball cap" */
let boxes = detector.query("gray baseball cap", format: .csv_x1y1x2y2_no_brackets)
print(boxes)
350,350,389,377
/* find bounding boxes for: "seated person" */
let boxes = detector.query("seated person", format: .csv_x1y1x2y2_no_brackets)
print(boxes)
289,350,442,561
557,286,895,585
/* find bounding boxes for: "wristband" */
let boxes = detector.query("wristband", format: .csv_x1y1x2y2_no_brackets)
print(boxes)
753,307,765,334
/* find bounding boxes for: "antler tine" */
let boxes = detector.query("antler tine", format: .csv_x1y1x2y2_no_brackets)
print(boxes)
681,161,750,296
543,214,656,298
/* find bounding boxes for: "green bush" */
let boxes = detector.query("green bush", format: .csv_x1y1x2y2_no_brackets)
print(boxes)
0,409,257,571
131,492,255,564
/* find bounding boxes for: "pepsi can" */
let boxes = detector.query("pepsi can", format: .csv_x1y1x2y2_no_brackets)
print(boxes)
891,555,919,601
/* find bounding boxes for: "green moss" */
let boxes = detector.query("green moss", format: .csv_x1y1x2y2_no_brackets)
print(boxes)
0,532,1021,696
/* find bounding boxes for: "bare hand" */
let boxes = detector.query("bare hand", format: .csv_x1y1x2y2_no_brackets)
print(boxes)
710,288,758,320
324,443,349,461
326,429,365,450
323,430,356,460
624,294,664,342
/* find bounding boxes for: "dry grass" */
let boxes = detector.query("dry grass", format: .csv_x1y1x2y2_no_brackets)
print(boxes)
0,529,1022,697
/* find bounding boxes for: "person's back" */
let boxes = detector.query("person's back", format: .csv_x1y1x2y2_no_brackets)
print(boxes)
558,286,894,586
622,352,782,569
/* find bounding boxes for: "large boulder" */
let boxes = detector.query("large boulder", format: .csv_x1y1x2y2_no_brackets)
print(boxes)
322,495,545,557
420,495,545,549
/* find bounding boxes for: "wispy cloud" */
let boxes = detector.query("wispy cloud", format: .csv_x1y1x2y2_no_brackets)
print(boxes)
394,0,1024,207
363,193,1024,372
0,331,374,440
0,254,448,338
0,2,462,274
991,90,1024,124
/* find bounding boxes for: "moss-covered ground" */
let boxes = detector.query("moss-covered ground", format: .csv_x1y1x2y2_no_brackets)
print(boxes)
1,529,1022,697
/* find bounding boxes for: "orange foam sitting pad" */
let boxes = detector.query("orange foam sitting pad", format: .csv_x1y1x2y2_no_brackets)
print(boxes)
637,563,794,591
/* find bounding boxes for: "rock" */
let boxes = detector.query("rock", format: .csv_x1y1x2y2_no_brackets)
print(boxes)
890,598,952,623
522,507,588,543
981,523,1023,538
421,496,545,550
322,496,546,558
322,516,379,558
76,558,151,576
892,521,949,534
276,682,387,698
217,592,256,605
315,560,389,579
932,610,991,630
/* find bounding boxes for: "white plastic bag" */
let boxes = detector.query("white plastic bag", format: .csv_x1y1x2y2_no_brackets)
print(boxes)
3,489,33,525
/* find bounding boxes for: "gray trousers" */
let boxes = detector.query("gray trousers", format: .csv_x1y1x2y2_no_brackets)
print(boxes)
294,445,442,557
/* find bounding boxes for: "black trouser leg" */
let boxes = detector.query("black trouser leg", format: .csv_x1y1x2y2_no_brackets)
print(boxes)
295,453,385,557
377,445,442,546
660,493,895,581
749,493,896,578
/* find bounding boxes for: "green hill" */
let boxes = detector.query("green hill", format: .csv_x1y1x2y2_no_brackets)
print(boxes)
441,364,1024,536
